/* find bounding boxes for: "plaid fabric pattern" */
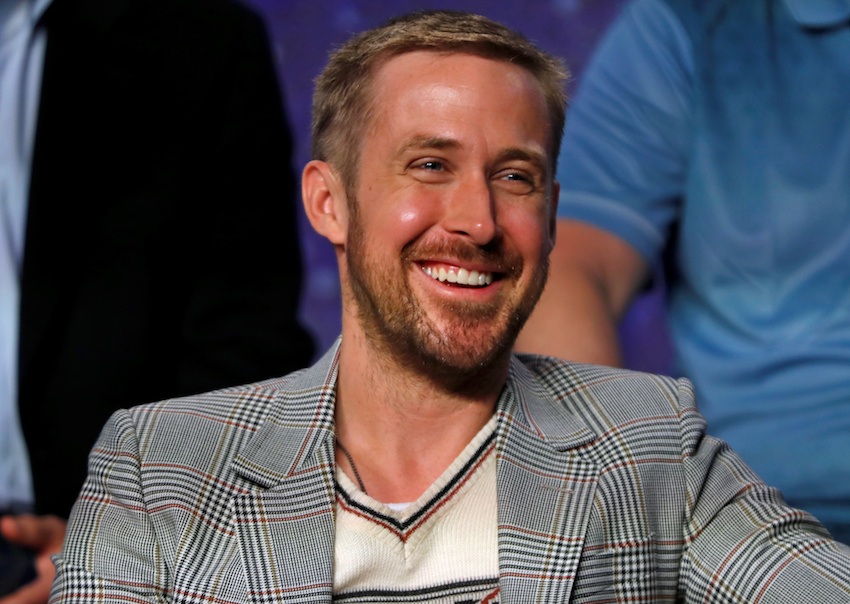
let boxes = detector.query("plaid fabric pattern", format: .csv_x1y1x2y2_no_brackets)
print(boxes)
50,342,850,603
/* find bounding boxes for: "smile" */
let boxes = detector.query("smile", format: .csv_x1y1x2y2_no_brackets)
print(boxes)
420,263,493,287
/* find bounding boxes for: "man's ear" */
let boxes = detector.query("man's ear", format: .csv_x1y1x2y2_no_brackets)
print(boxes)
302,160,348,245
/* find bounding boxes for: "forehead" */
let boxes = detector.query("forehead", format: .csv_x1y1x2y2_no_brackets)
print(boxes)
365,50,551,158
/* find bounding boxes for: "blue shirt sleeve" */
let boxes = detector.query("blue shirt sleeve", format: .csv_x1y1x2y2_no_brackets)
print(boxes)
556,0,695,264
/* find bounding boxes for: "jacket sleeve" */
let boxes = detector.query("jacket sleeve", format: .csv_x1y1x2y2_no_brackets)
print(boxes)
50,410,167,604
674,379,850,602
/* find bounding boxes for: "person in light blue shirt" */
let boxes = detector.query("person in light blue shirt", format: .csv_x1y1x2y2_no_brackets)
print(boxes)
518,0,850,543
0,0,52,517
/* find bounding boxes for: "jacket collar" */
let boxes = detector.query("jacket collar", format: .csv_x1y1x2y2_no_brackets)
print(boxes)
500,355,596,450
232,344,597,487
784,0,850,28
231,342,340,487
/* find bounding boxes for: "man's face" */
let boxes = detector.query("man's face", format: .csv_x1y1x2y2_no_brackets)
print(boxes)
344,50,556,378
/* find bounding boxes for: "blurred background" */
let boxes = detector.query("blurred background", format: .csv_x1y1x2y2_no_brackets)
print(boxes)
243,0,672,373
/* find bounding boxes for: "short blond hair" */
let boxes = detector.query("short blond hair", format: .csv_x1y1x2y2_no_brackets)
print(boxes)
311,10,569,192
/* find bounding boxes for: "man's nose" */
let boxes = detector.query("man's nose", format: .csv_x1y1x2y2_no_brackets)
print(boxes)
441,177,500,245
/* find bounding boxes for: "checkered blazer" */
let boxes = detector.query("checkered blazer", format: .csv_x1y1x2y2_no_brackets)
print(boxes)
51,341,850,603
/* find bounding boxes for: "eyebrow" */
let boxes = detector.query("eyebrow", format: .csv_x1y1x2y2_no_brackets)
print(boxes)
499,147,547,172
396,136,548,170
396,135,461,155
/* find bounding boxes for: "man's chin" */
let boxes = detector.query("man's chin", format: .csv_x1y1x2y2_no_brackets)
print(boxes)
409,325,517,382
412,351,506,388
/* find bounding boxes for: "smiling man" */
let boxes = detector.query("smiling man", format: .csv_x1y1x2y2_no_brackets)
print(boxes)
50,10,850,604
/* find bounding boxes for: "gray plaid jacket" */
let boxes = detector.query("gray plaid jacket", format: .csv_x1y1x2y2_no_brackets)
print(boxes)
51,342,850,603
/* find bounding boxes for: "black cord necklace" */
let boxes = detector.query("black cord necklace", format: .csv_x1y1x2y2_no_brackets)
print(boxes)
335,438,368,495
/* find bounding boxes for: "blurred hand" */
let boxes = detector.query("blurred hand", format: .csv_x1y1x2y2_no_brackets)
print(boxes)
0,515,66,604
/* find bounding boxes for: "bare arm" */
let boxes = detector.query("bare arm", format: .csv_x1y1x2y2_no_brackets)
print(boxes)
516,219,649,366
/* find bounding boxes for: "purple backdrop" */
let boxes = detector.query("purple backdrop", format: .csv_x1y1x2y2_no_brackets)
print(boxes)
243,0,673,374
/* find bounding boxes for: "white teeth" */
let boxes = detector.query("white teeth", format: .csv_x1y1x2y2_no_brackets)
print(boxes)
422,265,493,287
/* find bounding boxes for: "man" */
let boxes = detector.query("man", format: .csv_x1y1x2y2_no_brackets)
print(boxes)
51,10,850,603
1,0,313,599
515,0,850,543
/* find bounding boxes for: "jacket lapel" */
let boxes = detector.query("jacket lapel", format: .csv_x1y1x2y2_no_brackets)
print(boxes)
496,358,599,604
230,345,341,603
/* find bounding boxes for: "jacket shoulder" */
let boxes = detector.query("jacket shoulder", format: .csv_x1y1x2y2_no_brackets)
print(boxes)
514,353,699,429
122,368,310,446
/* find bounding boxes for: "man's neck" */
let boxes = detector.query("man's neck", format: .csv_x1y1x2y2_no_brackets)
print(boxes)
333,328,508,504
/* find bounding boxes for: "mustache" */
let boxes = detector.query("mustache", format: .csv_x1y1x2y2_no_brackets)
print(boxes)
401,237,522,276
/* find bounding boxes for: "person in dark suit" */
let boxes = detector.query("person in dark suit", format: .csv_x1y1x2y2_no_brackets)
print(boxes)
1,0,313,600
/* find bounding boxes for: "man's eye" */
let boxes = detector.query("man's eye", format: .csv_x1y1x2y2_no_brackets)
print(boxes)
419,160,444,171
503,172,530,183
409,159,451,183
496,171,536,194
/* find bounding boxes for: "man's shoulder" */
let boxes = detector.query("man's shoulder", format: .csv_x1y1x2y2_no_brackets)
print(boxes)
513,352,695,421
616,0,727,39
515,351,683,390
124,367,313,435
644,0,739,38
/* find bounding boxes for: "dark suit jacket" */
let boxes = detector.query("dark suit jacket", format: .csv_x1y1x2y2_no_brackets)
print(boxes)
18,0,314,517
